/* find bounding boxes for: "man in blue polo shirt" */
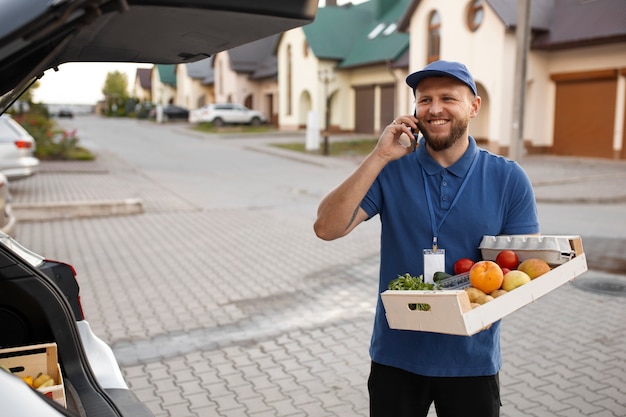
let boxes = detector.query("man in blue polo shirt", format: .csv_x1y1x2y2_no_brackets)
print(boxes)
314,60,539,417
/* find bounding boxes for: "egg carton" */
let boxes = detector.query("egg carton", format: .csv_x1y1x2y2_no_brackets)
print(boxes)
479,235,581,265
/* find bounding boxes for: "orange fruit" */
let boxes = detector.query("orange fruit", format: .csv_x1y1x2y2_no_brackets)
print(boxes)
469,260,504,294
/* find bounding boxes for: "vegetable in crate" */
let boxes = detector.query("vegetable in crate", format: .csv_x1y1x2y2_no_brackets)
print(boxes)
388,273,438,311
433,271,452,282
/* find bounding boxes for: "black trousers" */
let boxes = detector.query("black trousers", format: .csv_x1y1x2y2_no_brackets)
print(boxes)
368,361,501,417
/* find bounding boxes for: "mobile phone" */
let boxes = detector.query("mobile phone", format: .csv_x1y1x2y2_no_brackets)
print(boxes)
409,128,419,152
410,110,420,151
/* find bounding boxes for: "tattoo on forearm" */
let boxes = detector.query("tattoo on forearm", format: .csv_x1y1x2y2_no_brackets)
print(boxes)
345,206,359,231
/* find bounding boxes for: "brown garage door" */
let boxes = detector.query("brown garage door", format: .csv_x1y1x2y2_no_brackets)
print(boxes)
379,84,396,134
552,70,618,159
354,86,375,134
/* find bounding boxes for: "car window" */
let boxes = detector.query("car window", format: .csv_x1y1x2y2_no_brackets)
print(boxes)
0,117,22,141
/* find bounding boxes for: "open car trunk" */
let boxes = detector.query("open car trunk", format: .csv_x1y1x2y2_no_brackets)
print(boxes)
0,0,318,111
0,240,152,416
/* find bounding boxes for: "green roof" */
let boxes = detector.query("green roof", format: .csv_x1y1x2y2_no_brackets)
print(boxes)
156,64,177,87
303,0,410,68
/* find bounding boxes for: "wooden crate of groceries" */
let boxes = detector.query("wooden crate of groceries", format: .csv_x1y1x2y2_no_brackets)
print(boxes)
0,343,66,407
381,235,587,336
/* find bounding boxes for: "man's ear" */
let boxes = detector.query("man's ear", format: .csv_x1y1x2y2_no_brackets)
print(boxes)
470,95,481,118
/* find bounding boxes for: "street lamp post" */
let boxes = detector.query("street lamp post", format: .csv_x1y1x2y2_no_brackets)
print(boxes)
318,68,334,156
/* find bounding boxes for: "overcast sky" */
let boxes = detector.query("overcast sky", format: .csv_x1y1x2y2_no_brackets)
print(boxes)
33,62,152,105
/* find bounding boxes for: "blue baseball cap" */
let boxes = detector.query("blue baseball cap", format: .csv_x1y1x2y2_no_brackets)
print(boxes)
406,60,477,96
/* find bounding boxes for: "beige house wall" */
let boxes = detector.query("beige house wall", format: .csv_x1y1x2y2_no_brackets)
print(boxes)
175,64,193,109
238,77,274,116
394,67,412,116
278,28,328,131
256,79,278,124
189,81,214,110
133,75,151,103
214,52,237,103
213,50,270,115
151,65,176,106
176,65,214,111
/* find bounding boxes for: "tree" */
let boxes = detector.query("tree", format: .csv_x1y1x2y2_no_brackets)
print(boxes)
102,71,129,115
22,80,40,104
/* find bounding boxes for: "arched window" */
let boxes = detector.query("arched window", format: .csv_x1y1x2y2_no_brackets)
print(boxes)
218,58,223,95
467,0,484,32
427,11,441,63
303,39,309,58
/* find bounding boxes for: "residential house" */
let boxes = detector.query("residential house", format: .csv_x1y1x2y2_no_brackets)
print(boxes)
399,0,626,159
133,67,152,103
151,64,177,105
277,0,411,134
182,57,215,110
213,34,280,125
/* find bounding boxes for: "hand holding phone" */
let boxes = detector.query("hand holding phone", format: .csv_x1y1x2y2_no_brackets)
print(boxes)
396,120,419,151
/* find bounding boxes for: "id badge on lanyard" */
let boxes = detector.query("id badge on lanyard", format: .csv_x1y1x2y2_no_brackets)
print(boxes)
423,238,445,284
421,154,478,284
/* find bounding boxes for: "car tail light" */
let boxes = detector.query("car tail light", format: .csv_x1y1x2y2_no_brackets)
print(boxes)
14,140,32,149
42,259,85,321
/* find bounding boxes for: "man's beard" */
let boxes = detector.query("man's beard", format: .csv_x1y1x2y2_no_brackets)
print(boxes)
417,118,468,152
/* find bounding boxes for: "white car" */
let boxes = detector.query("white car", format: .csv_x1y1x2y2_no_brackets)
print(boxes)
189,103,267,126
0,114,39,181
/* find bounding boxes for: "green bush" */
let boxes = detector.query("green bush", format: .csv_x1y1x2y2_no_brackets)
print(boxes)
13,112,94,160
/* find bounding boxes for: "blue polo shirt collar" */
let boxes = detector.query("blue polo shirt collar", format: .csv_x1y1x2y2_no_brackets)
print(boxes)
417,136,479,178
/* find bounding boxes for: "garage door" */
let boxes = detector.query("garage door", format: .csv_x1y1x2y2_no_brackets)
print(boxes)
379,84,395,134
354,86,375,134
552,69,618,159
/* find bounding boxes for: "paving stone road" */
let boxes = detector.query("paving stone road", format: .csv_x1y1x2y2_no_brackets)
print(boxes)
8,121,626,417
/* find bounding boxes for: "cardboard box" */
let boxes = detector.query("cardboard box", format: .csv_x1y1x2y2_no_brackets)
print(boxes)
0,343,66,407
381,235,587,336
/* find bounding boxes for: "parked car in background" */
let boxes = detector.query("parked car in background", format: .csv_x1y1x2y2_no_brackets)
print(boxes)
0,114,39,181
162,104,190,121
189,103,267,126
0,0,317,416
57,109,74,118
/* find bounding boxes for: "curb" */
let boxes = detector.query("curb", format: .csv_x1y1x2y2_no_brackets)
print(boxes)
12,198,144,222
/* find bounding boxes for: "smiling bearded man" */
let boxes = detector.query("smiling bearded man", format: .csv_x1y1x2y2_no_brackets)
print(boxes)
314,60,540,417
